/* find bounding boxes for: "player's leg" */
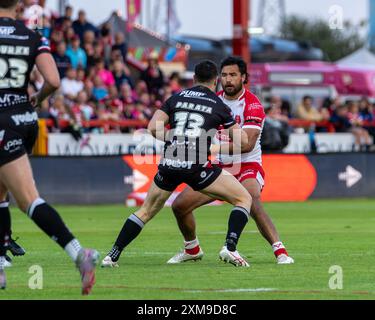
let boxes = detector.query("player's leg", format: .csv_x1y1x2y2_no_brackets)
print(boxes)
199,170,252,267
0,185,26,262
0,155,99,295
242,178,294,264
103,181,173,267
0,181,11,270
168,187,212,264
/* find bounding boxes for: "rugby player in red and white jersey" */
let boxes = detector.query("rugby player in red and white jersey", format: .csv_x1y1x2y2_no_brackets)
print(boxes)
168,56,294,266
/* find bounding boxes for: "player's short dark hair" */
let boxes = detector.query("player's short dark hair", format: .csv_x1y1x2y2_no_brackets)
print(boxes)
220,56,249,84
194,60,218,83
0,0,19,9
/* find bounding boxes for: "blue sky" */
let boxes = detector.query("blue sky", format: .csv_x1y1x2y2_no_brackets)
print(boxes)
47,0,368,38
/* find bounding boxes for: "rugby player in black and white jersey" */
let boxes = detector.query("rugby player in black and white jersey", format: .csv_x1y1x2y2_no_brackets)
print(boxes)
0,0,98,294
102,61,253,268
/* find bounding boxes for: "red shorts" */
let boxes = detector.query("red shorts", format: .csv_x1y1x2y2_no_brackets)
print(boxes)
218,162,266,189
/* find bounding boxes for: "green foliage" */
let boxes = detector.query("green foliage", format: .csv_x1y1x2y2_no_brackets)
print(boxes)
280,15,365,61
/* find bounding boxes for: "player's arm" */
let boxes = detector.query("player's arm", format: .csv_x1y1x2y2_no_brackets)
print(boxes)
218,127,260,155
31,53,60,107
147,110,170,141
214,124,251,155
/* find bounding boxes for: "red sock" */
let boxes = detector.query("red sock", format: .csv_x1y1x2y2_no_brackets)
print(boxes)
184,238,200,255
272,242,288,257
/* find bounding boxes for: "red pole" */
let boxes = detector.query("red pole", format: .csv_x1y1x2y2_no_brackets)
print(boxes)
233,0,250,65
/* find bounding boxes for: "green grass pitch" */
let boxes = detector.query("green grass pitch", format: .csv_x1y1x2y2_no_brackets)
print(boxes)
1,199,374,300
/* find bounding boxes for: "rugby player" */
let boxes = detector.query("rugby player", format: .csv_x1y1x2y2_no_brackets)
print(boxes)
102,60,253,268
167,56,294,266
0,0,98,293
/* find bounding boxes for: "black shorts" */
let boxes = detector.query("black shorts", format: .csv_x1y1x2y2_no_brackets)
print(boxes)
154,163,222,192
0,105,39,167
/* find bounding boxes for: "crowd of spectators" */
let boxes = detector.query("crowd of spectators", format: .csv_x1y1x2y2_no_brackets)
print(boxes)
18,3,183,138
265,95,375,152
17,2,375,152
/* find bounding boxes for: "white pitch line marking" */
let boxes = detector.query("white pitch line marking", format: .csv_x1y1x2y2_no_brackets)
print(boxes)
184,288,278,293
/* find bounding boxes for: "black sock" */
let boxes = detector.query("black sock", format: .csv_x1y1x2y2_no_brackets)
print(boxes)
28,199,75,249
0,201,11,256
108,214,145,262
225,207,250,252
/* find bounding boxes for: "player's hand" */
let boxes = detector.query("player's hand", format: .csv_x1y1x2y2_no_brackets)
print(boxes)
210,144,221,155
30,93,41,108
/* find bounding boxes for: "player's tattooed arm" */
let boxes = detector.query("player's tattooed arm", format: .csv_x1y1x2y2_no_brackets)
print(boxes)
148,110,170,141
31,53,61,107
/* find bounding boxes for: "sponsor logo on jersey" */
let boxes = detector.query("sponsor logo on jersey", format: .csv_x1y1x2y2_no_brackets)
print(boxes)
0,94,28,108
11,111,38,126
0,26,15,36
4,139,22,152
162,158,194,170
180,90,206,98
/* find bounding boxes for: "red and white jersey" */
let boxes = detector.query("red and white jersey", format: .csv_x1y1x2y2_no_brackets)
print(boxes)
216,89,265,165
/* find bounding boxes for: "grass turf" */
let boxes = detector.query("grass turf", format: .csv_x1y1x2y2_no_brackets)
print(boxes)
0,199,374,300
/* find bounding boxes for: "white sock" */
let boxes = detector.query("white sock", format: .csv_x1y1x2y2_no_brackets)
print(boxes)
64,239,82,262
184,238,199,250
272,241,286,252
0,256,6,268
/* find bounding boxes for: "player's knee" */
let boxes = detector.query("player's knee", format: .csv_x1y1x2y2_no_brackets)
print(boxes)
236,194,252,212
172,199,188,217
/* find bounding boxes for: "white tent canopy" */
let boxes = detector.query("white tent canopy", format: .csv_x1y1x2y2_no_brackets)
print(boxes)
336,47,375,70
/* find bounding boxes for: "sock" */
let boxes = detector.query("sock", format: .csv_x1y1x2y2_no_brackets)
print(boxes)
0,201,11,256
272,241,288,257
108,214,145,262
225,207,250,252
27,198,75,249
184,238,200,255
64,239,83,262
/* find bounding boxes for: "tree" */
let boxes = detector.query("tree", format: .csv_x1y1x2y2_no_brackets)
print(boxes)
280,15,365,62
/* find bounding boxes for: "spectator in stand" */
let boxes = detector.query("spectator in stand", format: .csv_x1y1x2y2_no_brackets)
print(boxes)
112,60,134,90
49,28,64,52
359,97,375,140
53,41,71,79
112,32,128,63
54,5,73,27
64,26,76,43
72,91,95,124
169,72,182,94
72,9,98,42
92,75,109,101
347,101,373,151
100,23,113,64
61,67,84,100
135,80,148,97
95,58,115,87
83,30,96,47
66,35,87,69
270,96,292,118
140,52,165,97
331,104,373,152
261,104,291,152
119,83,136,105
297,95,330,122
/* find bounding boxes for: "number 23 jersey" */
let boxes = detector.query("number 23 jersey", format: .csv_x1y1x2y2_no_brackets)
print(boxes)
0,17,50,110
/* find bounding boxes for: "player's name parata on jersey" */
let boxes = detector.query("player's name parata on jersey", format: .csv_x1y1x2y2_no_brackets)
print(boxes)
0,17,50,110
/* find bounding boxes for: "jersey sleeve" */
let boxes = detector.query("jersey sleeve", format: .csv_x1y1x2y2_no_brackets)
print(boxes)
219,103,236,129
243,96,266,130
35,32,51,56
